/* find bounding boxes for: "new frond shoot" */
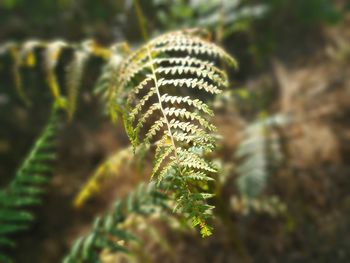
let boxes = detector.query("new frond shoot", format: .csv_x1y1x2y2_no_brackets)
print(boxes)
108,28,237,236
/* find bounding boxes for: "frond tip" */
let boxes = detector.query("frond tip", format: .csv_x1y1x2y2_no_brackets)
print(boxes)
109,28,237,236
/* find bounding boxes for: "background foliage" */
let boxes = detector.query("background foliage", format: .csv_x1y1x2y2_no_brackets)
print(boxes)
0,0,349,262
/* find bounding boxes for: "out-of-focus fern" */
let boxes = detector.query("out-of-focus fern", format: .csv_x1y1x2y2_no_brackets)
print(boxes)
72,145,182,262
107,28,237,236
65,41,92,120
235,114,288,199
0,105,61,263
231,195,287,216
93,42,131,121
195,0,267,35
63,182,170,263
73,146,134,208
109,211,182,263
153,0,267,38
0,39,112,118
0,42,31,106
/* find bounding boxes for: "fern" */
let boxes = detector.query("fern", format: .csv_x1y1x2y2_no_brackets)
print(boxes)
73,146,134,208
63,182,170,263
65,41,91,120
108,28,237,236
0,105,61,262
0,29,238,255
0,39,112,117
93,42,131,121
235,114,288,199
0,42,31,106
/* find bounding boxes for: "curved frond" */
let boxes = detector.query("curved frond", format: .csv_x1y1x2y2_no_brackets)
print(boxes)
109,29,237,236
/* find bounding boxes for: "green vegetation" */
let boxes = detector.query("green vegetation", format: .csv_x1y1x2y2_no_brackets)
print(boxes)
0,0,348,262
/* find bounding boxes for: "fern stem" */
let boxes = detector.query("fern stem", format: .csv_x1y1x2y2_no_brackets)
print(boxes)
146,46,180,165
145,45,196,219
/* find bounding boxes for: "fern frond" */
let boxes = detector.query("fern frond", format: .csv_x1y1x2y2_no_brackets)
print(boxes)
108,29,237,236
44,40,110,109
73,146,134,208
63,182,170,263
117,29,236,90
93,42,131,122
0,39,116,112
0,106,61,262
0,42,31,106
65,41,92,120
236,114,288,199
44,41,69,107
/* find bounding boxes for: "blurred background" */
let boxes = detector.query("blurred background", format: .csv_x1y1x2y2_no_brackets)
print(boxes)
0,0,350,262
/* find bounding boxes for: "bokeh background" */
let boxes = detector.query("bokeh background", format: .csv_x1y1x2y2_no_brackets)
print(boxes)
0,0,350,262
